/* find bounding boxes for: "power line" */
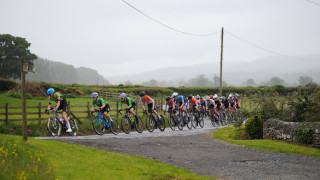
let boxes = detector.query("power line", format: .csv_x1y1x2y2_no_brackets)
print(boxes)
120,0,220,36
305,0,320,7
225,31,303,60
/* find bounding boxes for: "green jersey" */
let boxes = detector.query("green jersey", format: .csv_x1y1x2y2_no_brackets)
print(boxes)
50,92,65,102
93,97,108,107
119,97,135,108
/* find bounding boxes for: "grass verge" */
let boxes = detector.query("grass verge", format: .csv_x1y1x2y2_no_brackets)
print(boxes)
213,126,320,158
1,134,215,180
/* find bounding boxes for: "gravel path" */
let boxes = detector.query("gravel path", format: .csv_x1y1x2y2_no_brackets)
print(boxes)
37,119,320,180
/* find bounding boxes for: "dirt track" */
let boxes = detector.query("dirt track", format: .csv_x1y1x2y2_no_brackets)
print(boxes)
37,119,320,180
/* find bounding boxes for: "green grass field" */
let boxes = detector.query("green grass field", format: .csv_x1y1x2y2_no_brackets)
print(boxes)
213,126,320,158
0,134,215,180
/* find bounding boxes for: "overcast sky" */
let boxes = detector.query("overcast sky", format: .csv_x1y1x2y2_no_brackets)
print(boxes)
1,0,320,78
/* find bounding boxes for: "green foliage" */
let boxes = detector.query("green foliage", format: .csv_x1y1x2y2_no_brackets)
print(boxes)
273,84,286,95
0,34,37,79
7,91,32,99
214,126,320,158
295,122,315,144
0,134,55,179
245,115,264,139
0,78,17,92
63,94,76,98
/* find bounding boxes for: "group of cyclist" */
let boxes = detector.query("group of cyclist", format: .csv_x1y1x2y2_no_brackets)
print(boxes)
164,92,240,119
46,87,240,133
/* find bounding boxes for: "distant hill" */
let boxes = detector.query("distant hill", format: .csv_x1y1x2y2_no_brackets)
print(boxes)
26,58,110,85
108,55,320,86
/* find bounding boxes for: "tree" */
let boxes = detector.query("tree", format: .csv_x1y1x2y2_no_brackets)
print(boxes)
0,34,37,79
142,79,158,87
124,80,133,85
213,74,228,87
188,74,211,87
246,78,255,86
298,76,313,86
268,76,285,86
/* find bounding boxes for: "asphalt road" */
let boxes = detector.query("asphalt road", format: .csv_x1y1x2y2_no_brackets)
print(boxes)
36,119,320,180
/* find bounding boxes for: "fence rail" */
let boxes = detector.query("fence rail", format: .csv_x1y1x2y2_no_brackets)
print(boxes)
0,98,164,125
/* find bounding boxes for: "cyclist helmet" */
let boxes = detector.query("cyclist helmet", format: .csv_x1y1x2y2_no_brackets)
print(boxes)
229,93,234,98
166,96,171,101
235,93,239,97
196,95,200,99
188,95,192,100
172,92,178,97
213,94,218,99
120,93,126,99
47,88,55,96
210,95,213,99
91,92,98,98
205,96,210,101
139,91,146,97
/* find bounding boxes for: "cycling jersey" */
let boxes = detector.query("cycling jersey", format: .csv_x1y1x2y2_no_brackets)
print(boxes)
93,97,108,107
222,99,229,108
214,99,222,108
120,97,135,109
49,92,65,103
205,99,215,107
228,98,235,106
173,95,184,104
189,98,199,105
165,99,173,108
140,95,153,105
49,92,67,113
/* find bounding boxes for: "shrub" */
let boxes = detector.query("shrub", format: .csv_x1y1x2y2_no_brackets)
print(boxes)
0,78,17,91
7,91,32,99
294,122,315,144
245,115,264,139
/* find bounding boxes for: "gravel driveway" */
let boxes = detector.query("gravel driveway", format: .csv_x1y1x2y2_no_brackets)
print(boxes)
37,119,320,180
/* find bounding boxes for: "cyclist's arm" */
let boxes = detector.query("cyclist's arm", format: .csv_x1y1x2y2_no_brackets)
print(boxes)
127,98,132,108
150,98,155,110
180,100,185,109
100,103,106,109
55,100,61,111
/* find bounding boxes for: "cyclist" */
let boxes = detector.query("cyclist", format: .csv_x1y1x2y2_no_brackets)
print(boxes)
205,96,215,116
47,88,72,132
139,91,161,119
172,92,189,116
91,92,114,124
118,93,138,121
234,93,241,109
188,95,199,111
228,94,237,112
164,96,174,115
222,96,230,112
213,94,222,113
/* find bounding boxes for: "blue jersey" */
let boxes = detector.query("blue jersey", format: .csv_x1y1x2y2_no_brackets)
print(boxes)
173,95,184,104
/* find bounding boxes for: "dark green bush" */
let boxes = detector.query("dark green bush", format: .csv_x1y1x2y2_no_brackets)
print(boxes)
0,78,17,91
7,91,32,99
295,122,315,144
245,115,264,139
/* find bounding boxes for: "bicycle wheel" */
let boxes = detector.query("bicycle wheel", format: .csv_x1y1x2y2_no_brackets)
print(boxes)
191,114,198,128
199,115,204,128
185,115,192,130
158,115,165,132
135,115,144,133
146,115,155,132
168,115,176,131
110,116,120,135
68,117,78,136
92,116,105,135
121,116,131,134
210,115,216,127
176,115,183,131
47,117,61,136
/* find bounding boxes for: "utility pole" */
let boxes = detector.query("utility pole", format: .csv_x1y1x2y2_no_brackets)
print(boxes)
21,58,27,141
219,27,224,96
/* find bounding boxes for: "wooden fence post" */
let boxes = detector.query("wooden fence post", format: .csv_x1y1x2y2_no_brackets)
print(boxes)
67,101,71,117
87,102,90,120
38,103,41,124
5,103,8,126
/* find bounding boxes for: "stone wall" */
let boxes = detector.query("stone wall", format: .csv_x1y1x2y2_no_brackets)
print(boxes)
263,119,320,148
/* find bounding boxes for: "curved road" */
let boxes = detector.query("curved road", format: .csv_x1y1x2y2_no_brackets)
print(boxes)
37,119,320,180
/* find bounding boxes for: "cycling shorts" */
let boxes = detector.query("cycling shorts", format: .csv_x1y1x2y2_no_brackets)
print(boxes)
147,103,157,113
100,104,110,113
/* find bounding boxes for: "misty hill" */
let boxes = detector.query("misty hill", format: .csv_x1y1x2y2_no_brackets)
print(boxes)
108,55,320,86
26,58,109,85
